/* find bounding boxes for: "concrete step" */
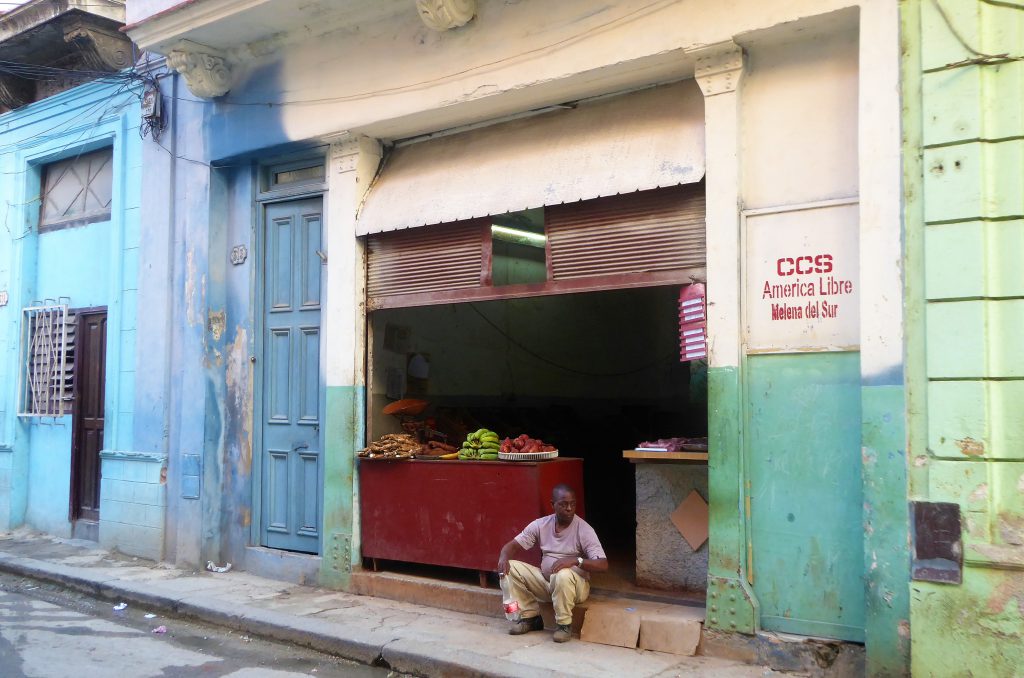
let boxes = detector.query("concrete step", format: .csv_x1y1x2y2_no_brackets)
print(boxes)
349,568,705,633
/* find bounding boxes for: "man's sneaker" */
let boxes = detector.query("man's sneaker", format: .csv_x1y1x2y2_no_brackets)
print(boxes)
553,624,572,643
508,616,544,635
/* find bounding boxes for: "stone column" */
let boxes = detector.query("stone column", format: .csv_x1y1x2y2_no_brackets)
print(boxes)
687,40,759,635
320,134,382,588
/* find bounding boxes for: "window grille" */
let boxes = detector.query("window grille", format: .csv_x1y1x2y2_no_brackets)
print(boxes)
39,147,113,229
18,303,76,417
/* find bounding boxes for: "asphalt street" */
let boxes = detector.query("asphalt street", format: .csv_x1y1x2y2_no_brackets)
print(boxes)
0,572,395,678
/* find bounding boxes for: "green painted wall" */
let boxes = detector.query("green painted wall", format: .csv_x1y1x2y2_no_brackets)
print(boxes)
746,353,866,641
707,365,759,633
903,0,1024,674
321,384,364,588
861,383,911,676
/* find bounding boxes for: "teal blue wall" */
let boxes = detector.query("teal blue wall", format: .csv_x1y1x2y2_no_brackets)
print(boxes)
0,79,142,537
746,352,866,641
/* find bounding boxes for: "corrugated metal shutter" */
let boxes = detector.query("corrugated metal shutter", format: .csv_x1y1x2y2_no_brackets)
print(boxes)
366,220,489,300
546,184,705,280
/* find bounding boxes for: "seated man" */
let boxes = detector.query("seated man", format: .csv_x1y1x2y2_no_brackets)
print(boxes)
497,483,608,643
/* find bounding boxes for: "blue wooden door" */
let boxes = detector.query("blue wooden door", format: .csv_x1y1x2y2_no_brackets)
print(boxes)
260,198,324,553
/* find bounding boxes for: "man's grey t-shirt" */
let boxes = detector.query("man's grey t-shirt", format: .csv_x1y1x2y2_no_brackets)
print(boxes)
513,514,606,580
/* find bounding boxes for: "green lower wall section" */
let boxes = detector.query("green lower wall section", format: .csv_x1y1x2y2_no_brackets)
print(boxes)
707,365,760,634
708,366,745,580
745,353,866,642
862,384,911,676
320,384,364,589
912,571,1024,677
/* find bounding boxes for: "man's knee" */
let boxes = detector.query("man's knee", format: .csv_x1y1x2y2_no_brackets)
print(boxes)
551,568,576,591
507,560,533,583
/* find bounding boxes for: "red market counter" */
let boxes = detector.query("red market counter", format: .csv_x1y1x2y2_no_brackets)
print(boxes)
359,457,585,576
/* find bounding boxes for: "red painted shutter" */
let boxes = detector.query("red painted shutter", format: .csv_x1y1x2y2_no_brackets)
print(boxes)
365,185,705,309
366,219,490,303
546,184,705,281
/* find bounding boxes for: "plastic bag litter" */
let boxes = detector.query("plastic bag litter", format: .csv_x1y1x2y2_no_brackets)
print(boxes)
206,561,232,573
113,602,127,611
152,625,167,634
144,613,157,619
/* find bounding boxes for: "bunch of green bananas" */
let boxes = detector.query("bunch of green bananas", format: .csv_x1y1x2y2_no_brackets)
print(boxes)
459,429,500,460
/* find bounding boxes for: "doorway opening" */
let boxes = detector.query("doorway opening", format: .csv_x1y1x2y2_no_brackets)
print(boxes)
70,308,107,541
366,286,709,601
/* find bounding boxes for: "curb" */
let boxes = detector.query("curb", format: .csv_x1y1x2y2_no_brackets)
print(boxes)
0,550,865,677
0,553,558,678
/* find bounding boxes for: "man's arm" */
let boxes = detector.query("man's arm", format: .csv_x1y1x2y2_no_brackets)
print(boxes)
550,555,608,573
498,539,525,575
551,521,609,573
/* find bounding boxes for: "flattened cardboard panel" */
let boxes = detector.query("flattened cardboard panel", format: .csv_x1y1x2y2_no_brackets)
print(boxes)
638,616,702,655
580,603,641,648
670,489,709,550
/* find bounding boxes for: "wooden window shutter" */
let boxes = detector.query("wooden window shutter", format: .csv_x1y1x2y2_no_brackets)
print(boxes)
546,184,706,281
366,219,490,305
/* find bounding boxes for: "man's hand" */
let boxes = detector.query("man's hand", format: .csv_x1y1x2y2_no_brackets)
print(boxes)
498,539,524,575
550,557,578,573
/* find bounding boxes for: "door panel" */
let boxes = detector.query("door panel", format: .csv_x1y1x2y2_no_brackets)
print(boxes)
72,311,106,522
299,452,319,535
267,450,289,532
268,328,291,422
261,198,324,553
298,327,320,423
747,352,865,641
302,215,322,307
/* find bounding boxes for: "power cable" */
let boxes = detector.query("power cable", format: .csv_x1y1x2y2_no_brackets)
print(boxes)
0,0,677,110
978,0,1024,10
930,0,1024,68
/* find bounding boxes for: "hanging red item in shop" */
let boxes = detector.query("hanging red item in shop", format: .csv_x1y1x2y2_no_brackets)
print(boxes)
678,283,707,362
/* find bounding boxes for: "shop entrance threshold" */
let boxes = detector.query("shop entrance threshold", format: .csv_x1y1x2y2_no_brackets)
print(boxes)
349,564,705,627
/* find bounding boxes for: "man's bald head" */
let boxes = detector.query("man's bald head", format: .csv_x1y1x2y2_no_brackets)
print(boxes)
552,484,575,502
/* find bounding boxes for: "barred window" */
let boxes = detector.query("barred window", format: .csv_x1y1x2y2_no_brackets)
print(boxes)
18,304,76,417
39,147,113,230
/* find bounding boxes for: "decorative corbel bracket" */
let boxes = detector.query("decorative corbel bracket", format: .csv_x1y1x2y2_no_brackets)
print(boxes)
415,0,476,31
63,19,133,72
167,41,233,98
689,41,745,97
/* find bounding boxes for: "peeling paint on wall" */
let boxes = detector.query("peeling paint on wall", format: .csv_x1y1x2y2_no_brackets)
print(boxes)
955,437,984,457
225,326,252,477
208,310,226,342
906,0,1024,673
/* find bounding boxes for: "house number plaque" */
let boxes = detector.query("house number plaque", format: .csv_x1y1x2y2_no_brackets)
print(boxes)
230,245,248,265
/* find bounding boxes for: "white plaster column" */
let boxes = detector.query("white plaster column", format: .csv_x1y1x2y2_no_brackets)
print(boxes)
690,41,745,369
321,133,382,583
858,0,903,383
324,135,382,390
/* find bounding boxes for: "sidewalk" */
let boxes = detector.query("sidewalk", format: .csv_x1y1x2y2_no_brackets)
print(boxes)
0,530,793,678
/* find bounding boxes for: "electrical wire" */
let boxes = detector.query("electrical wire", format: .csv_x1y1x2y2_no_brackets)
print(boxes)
0,2,122,5
0,0,676,168
931,0,1024,68
0,87,137,160
2,0,676,111
467,302,677,378
979,0,1024,10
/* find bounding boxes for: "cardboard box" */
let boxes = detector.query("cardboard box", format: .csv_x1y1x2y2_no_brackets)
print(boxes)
638,615,702,655
579,603,641,648
580,600,704,654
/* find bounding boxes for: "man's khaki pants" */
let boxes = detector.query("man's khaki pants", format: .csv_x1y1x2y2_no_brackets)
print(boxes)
507,560,590,626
